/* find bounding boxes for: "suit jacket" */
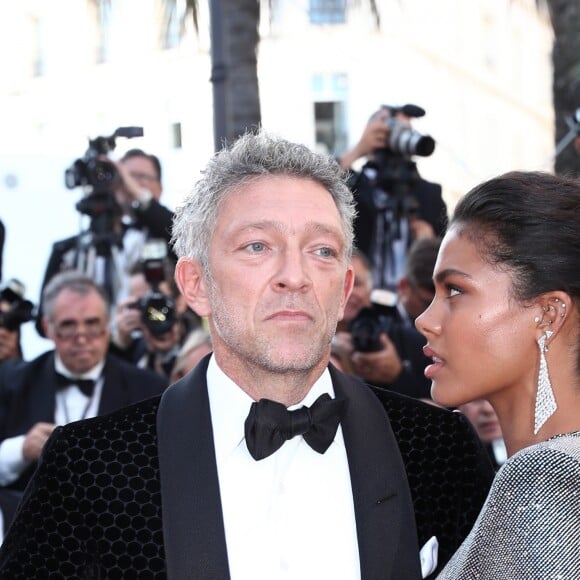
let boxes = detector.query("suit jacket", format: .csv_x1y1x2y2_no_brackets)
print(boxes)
0,358,493,579
350,167,448,264
0,350,168,492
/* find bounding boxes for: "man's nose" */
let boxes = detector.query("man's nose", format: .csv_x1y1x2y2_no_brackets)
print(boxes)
273,250,311,292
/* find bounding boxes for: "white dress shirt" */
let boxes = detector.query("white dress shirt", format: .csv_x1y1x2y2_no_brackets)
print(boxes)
207,356,360,580
0,356,105,486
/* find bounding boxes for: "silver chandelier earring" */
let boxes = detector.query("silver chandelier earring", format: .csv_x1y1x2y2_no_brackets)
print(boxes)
534,330,556,435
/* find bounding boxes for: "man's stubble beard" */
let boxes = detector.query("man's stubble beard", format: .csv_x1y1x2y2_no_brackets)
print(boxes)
205,270,338,375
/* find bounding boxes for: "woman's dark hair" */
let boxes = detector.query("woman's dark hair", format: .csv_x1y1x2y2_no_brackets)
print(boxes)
451,171,580,304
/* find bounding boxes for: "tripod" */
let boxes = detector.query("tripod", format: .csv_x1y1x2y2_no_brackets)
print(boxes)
368,157,421,290
73,192,127,308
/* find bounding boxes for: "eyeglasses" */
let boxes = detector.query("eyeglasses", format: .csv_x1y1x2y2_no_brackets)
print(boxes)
129,171,159,183
53,320,107,341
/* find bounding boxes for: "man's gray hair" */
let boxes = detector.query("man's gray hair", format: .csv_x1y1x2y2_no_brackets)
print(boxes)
42,270,110,323
171,131,356,268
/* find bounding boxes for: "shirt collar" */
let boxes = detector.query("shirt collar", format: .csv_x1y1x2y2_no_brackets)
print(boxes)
207,355,336,462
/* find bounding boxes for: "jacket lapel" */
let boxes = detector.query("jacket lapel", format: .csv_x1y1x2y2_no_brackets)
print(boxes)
8,352,56,435
330,366,416,580
157,355,230,580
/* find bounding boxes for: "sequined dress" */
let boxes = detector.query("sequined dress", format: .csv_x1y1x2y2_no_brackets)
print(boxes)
437,431,580,580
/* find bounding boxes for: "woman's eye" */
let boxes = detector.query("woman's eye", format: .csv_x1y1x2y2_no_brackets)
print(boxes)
447,285,462,298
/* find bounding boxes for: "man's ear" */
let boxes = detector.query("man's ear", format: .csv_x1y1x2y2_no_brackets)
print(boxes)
42,318,53,341
337,264,355,321
174,258,211,317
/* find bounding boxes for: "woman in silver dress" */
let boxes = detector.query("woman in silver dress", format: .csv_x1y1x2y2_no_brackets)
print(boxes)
416,171,580,579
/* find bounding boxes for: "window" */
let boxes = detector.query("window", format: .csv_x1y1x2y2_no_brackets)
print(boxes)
90,0,113,64
314,102,346,156
162,0,188,49
170,122,183,148
31,16,45,77
310,0,346,25
312,73,348,155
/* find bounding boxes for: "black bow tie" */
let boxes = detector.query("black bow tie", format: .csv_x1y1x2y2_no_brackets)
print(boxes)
55,372,96,398
244,393,347,461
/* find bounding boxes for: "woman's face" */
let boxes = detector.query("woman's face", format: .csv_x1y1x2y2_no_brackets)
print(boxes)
415,225,538,408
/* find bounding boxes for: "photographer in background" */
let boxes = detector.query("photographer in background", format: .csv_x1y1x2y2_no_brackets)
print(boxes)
37,136,175,337
0,280,35,364
0,271,166,532
458,399,507,471
114,148,175,262
339,104,447,291
110,243,199,380
334,238,439,401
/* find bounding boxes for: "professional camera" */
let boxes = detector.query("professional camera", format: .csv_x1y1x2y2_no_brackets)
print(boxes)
65,127,144,240
65,126,144,194
348,307,384,352
0,279,35,332
348,295,398,353
128,240,177,337
379,104,435,158
385,118,435,158
367,104,437,215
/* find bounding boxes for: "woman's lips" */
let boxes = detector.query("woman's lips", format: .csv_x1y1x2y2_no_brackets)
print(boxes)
423,346,445,378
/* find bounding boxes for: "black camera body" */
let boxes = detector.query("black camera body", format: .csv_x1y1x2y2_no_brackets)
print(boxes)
65,127,143,193
348,307,384,352
128,292,177,338
65,127,144,241
129,240,176,338
348,302,399,353
0,280,35,332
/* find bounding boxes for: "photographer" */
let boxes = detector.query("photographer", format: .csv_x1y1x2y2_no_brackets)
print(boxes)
110,250,199,380
0,280,35,364
339,104,447,291
113,148,175,261
335,239,440,401
36,135,174,337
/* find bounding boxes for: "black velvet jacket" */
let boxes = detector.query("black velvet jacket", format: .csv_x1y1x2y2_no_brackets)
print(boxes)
0,360,493,579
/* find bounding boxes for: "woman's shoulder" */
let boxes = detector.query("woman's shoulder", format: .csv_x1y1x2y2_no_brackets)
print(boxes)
509,431,580,464
494,432,580,491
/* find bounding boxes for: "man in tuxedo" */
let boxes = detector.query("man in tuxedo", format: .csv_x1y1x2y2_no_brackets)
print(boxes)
0,271,167,509
0,133,493,579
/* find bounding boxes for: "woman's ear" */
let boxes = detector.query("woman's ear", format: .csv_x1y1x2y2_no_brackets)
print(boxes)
534,292,570,341
174,258,212,317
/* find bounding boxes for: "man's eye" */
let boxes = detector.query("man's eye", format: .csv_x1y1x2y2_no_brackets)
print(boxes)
247,242,265,253
315,247,336,258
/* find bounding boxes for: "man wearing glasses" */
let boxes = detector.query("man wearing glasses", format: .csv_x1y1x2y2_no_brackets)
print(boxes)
0,271,167,531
